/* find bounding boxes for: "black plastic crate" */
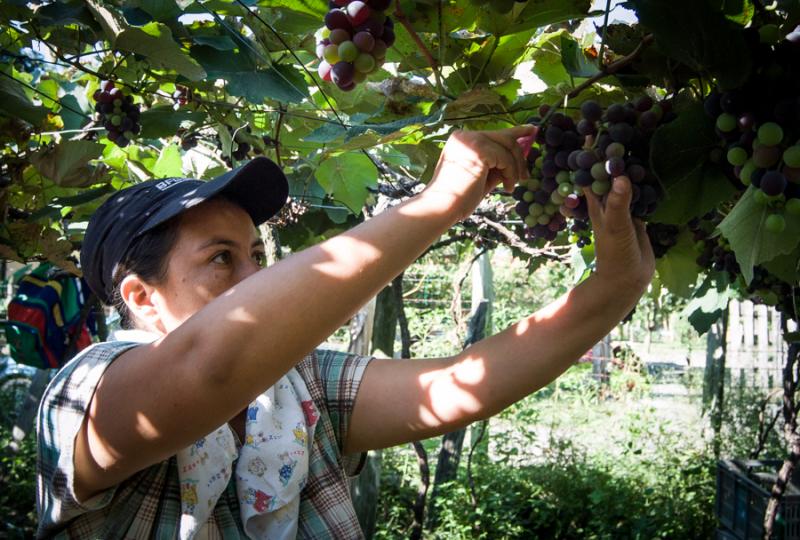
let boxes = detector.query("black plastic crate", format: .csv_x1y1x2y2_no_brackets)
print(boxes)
717,459,800,539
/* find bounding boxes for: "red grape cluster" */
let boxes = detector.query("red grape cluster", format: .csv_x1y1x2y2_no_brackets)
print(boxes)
92,81,141,148
705,39,800,234
172,85,191,110
513,97,671,245
315,0,395,91
646,223,680,259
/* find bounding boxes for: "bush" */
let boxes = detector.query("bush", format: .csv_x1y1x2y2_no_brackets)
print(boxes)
0,386,38,538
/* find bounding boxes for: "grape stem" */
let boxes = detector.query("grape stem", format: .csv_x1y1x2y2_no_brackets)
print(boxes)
540,33,655,127
393,0,449,97
597,0,612,70
471,215,565,261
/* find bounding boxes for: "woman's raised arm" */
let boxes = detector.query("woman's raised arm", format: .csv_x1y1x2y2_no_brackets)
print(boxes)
344,175,655,453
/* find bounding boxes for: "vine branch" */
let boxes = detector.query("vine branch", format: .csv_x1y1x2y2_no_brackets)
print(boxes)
393,0,448,97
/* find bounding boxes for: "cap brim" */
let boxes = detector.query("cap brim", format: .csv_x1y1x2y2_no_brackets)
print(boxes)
140,157,289,234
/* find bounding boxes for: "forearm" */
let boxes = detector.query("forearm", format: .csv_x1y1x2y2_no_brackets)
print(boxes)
443,273,642,421
346,272,643,452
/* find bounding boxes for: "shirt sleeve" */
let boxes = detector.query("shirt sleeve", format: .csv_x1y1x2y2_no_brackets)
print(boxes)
307,349,373,476
35,341,138,537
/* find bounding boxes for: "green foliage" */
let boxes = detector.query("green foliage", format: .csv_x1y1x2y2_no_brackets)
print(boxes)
0,387,37,539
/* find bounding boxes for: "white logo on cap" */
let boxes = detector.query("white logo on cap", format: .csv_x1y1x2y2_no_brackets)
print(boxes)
155,178,190,191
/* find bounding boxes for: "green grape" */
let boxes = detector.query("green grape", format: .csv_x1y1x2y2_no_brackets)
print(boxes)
784,146,800,169
753,189,770,206
716,113,737,133
537,214,550,225
592,180,611,196
524,215,537,227
591,162,609,182
556,170,571,184
323,44,340,64
727,147,748,167
786,199,800,216
523,191,535,203
544,203,558,214
529,203,544,217
338,41,359,62
110,115,122,126
758,122,784,147
740,160,757,186
759,24,781,44
557,183,572,197
354,53,375,73
765,213,786,233
527,178,541,191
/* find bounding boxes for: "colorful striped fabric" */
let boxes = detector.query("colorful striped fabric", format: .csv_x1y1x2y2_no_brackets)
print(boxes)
36,341,372,539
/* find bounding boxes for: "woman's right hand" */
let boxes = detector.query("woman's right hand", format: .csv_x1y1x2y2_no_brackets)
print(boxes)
422,125,538,220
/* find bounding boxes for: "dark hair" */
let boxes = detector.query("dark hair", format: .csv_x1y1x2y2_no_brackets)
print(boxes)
110,219,180,329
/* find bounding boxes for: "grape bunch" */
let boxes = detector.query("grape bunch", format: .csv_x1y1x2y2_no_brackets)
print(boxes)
646,223,680,259
92,81,141,148
689,211,741,278
705,39,800,234
172,85,191,110
315,0,395,92
513,97,671,245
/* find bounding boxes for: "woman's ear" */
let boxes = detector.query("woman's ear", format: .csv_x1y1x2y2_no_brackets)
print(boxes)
119,274,161,331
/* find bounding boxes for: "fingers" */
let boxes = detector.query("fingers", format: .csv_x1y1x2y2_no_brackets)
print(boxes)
633,219,654,262
480,137,521,191
604,176,634,234
582,187,604,227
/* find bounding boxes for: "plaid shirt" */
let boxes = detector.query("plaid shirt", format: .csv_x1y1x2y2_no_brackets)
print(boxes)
36,341,372,539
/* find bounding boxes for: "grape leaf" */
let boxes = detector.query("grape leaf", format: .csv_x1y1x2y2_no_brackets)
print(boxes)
315,154,378,215
684,275,732,335
226,67,308,104
655,231,700,298
0,73,48,126
628,0,751,90
649,103,738,225
116,22,206,81
152,143,183,178
762,247,800,285
719,187,800,284
561,35,599,78
138,107,205,139
29,140,105,187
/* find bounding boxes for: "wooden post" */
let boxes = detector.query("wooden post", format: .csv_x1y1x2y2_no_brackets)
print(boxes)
428,251,494,531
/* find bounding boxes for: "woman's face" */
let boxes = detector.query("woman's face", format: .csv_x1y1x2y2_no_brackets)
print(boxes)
146,197,267,333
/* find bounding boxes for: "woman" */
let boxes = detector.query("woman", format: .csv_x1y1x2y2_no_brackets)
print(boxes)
36,125,654,539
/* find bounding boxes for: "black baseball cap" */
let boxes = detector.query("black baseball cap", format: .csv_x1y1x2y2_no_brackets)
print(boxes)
80,157,289,305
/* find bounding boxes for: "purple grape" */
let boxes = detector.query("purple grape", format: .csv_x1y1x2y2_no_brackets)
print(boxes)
326,10,352,31
577,119,597,136
544,126,564,146
627,163,647,183
331,61,355,86
554,151,570,169
382,27,395,47
515,202,530,217
634,96,653,112
609,123,634,144
353,31,375,52
567,150,581,171
606,157,626,177
576,151,597,170
760,171,787,197
541,160,558,178
347,1,372,26
606,104,626,123
574,169,594,187
534,190,550,205
512,185,527,200
541,177,558,193
581,100,602,122
356,18,384,37
639,110,659,131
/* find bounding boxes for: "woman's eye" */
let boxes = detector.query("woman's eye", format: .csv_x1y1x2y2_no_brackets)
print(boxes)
212,251,232,265
253,252,267,268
